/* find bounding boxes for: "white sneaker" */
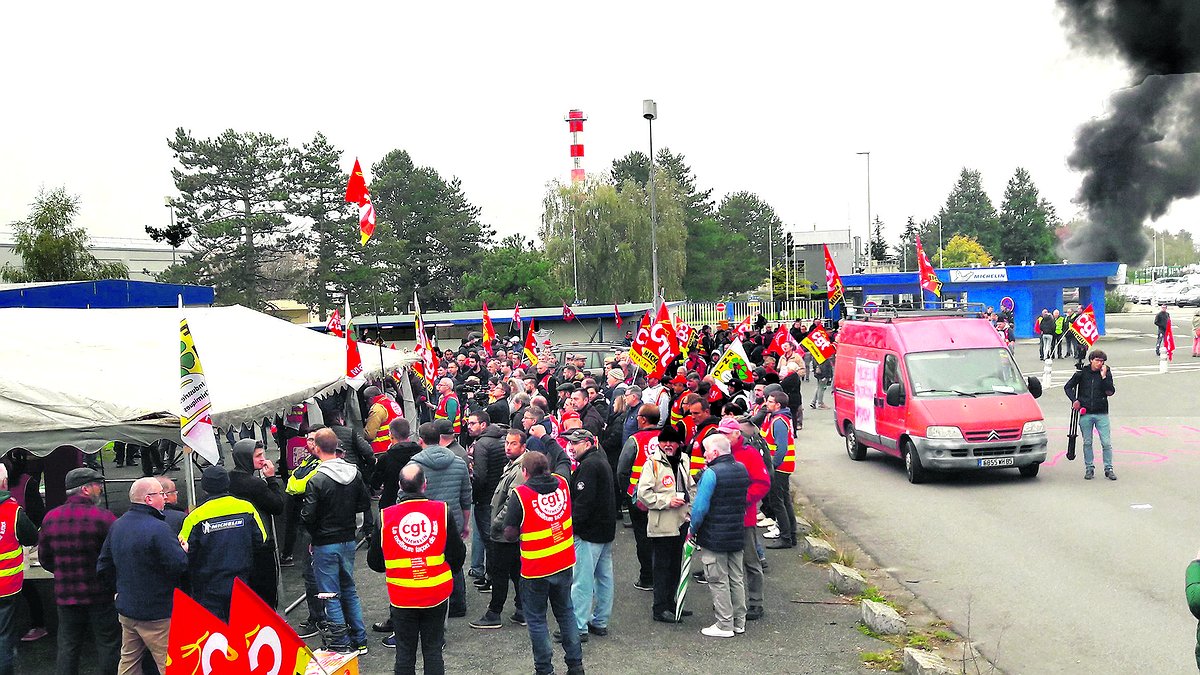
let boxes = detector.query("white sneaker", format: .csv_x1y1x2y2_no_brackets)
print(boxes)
701,624,735,638
763,526,781,539
756,516,776,528
733,625,746,634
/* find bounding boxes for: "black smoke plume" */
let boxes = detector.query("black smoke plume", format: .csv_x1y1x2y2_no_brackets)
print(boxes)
1058,0,1200,264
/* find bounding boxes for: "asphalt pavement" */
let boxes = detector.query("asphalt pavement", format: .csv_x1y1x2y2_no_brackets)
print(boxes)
795,306,1200,675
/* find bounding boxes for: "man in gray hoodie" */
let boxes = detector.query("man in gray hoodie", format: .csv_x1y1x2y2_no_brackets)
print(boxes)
409,422,472,619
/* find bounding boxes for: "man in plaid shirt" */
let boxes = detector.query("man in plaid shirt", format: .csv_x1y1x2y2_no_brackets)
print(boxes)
38,467,118,675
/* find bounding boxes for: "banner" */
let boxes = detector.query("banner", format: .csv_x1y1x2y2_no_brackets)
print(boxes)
800,324,837,364
824,244,845,310
180,319,221,465
481,302,496,356
165,589,249,675
344,296,364,389
228,579,314,675
628,303,679,379
915,239,942,298
1069,304,1100,348
345,158,376,246
710,338,752,395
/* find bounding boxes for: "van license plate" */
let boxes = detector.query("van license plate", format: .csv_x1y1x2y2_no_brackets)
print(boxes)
978,457,1014,467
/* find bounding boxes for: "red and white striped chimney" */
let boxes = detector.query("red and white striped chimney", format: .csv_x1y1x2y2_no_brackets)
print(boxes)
565,109,586,183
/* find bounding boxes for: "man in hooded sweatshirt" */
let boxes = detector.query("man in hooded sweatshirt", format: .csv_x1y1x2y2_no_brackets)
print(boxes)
180,465,267,621
301,428,374,654
228,439,286,608
405,423,471,625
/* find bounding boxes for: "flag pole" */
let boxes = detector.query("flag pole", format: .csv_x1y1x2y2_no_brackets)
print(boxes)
179,294,198,511
373,286,387,388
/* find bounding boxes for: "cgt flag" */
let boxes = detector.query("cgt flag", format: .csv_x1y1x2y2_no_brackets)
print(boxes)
1165,313,1176,360
180,318,221,466
562,302,577,322
824,244,845,310
613,304,622,328
628,303,680,379
764,325,798,357
228,578,313,675
344,296,364,389
165,589,249,675
481,302,496,356
412,294,437,390
732,314,754,340
325,309,344,338
345,158,377,246
915,239,942,298
523,318,539,367
800,324,837,364
1070,304,1100,348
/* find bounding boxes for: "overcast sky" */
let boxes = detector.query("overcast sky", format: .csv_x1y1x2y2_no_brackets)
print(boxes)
2,1,1193,253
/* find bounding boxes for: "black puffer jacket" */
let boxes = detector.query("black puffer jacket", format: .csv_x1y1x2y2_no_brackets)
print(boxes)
301,458,373,546
332,424,375,474
471,425,507,506
370,440,421,509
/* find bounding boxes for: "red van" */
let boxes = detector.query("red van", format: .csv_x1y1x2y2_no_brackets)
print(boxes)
832,313,1047,483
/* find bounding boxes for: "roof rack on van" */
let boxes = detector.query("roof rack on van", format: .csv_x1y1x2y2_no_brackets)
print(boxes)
846,302,987,322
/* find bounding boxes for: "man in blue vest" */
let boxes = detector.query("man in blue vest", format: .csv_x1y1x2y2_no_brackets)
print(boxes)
689,434,750,639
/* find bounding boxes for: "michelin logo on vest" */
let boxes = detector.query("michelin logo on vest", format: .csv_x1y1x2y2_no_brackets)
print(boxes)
396,511,438,552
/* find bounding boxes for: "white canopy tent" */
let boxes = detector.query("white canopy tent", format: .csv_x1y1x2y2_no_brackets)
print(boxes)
0,305,418,456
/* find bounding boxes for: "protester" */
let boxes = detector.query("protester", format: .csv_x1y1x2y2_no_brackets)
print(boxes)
720,417,771,620
467,411,506,586
690,434,750,638
180,465,268,621
408,422,472,623
1186,548,1200,670
502,451,585,675
364,385,405,456
330,407,376,474
636,423,695,623
1192,308,1200,357
368,464,465,675
371,418,422,511
284,428,325,637
615,404,661,592
34,467,116,675
1063,349,1117,480
564,429,616,641
155,475,185,534
761,391,797,548
301,428,374,654
228,438,286,608
1155,304,1171,357
96,477,187,675
810,355,833,409
470,428,528,629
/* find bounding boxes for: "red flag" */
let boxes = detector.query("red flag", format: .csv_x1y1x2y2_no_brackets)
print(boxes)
915,239,942,298
562,302,577,322
613,304,622,328
345,297,364,387
628,303,680,379
824,244,845,310
523,319,539,367
732,314,754,339
165,589,249,675
1070,304,1100,348
412,294,435,391
228,579,313,675
325,309,344,338
800,324,837,364
765,325,798,357
481,302,496,356
512,302,522,327
1165,313,1176,360
345,158,377,246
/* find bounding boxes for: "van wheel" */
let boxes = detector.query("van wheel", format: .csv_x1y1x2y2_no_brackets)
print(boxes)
1018,463,1040,478
903,441,928,484
844,423,867,461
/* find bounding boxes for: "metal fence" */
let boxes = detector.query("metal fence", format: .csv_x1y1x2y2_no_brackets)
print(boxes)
674,300,827,326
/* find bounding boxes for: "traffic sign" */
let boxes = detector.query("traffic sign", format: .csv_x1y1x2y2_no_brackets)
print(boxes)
864,301,879,314
715,302,726,313
1000,296,1015,312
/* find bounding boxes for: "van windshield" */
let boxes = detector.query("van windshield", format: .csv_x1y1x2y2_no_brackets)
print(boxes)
906,348,1028,397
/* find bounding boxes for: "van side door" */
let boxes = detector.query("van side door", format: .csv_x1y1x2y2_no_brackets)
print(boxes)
875,353,907,453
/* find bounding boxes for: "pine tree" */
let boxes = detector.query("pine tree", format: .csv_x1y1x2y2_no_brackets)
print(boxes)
997,167,1059,264
291,132,358,320
937,168,1001,257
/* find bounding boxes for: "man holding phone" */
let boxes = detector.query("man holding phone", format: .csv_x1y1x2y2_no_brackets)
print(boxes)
1063,350,1117,481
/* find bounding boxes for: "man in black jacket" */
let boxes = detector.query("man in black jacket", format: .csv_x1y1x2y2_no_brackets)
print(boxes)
301,428,373,654
1155,304,1171,356
1064,349,1117,481
564,429,616,641
467,411,507,585
369,418,421,510
329,409,375,476
568,389,605,438
228,439,285,607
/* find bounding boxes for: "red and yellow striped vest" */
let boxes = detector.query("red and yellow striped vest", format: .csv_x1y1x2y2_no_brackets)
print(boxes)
688,422,719,476
0,500,24,598
371,394,404,454
381,499,453,609
627,430,659,497
515,475,575,579
434,392,462,434
760,412,797,474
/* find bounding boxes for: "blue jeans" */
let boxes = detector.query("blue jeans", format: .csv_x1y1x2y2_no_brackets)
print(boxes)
520,569,582,675
571,540,613,631
312,541,366,646
470,505,490,577
1079,413,1113,470
0,595,15,675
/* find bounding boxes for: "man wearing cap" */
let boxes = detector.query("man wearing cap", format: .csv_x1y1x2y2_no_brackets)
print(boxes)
38,467,119,675
665,375,690,428
563,428,616,642
604,368,627,403
228,438,286,608
719,418,771,620
180,466,268,621
760,392,797,549
364,385,405,456
616,403,659,591
636,423,695,623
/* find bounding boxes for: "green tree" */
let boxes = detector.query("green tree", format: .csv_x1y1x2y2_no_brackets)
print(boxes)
715,192,785,269
611,151,650,189
936,234,994,268
893,216,920,271
452,235,572,310
997,167,1059,264
167,128,298,309
770,266,817,301
2,187,128,282
369,150,495,312
937,168,1002,256
291,132,359,320
682,217,763,300
870,216,889,262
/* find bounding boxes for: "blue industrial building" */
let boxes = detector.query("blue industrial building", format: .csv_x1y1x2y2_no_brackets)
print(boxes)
0,280,215,308
840,263,1121,339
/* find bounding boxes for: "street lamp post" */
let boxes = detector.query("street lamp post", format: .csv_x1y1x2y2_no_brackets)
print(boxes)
856,151,871,272
164,196,177,266
644,99,660,303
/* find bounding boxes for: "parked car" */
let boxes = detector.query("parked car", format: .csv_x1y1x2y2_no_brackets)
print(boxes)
1171,286,1200,307
1141,277,1185,304
833,313,1047,484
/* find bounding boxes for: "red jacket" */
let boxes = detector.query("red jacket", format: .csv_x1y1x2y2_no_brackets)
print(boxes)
731,434,771,527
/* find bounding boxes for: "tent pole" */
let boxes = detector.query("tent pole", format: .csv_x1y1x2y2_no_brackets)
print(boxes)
183,446,196,511
374,289,387,385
